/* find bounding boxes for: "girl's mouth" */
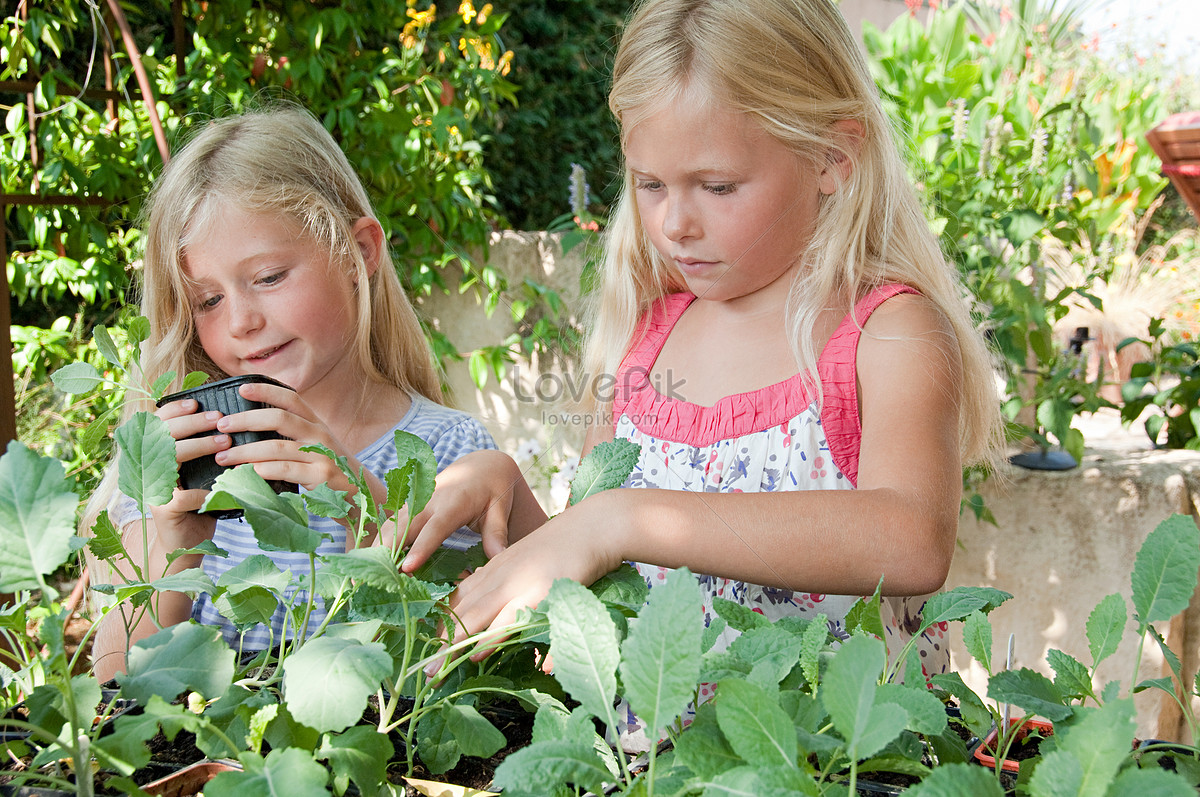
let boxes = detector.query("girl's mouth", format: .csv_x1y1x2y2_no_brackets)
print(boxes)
248,343,286,361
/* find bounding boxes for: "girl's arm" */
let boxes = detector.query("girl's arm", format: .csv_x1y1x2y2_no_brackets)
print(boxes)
449,293,966,646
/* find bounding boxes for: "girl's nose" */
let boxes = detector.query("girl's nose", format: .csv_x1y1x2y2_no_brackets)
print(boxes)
662,195,698,242
227,295,264,337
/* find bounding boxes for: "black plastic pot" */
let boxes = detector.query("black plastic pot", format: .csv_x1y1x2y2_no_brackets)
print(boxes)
157,374,298,518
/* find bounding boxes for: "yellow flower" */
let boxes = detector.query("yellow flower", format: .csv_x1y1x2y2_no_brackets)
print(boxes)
403,5,436,36
458,35,495,68
499,49,513,75
477,3,493,23
459,0,476,23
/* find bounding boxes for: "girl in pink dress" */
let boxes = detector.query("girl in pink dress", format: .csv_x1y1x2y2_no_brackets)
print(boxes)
404,0,1003,749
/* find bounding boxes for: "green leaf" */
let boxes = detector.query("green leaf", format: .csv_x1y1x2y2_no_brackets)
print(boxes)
619,567,704,734
930,672,992,739
588,562,649,610
904,762,1006,796
799,613,830,689
962,610,993,673
987,668,1072,721
699,764,821,796
205,465,327,554
821,634,908,760
1107,767,1198,797
0,442,79,595
281,637,393,733
568,439,640,506
86,512,125,564
1047,649,1093,701
215,586,278,627
919,587,1012,631
348,581,441,625
415,705,462,774
674,705,742,780
215,553,291,595
446,702,507,758
303,482,350,519
394,429,438,517
206,748,331,797
546,577,620,722
715,679,797,768
1131,514,1200,629
845,589,885,640
49,360,104,394
1000,209,1045,247
115,411,178,512
1085,593,1125,669
120,622,236,705
727,625,804,689
92,324,121,366
1029,700,1135,797
491,739,610,794
712,596,772,632
875,682,947,736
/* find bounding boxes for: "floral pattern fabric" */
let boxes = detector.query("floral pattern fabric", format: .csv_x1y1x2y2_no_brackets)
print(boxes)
608,286,951,750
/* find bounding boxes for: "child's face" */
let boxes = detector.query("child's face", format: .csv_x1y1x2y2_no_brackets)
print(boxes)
625,91,829,305
182,204,361,396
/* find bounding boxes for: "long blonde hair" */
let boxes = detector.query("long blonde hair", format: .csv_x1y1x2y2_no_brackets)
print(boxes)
82,104,442,546
582,0,1002,466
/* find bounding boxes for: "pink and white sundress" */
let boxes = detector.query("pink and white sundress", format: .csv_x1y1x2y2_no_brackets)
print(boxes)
609,284,952,749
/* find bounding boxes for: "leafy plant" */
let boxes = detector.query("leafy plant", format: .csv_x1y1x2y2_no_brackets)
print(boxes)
1119,318,1200,450
865,1,1172,456
2,339,646,795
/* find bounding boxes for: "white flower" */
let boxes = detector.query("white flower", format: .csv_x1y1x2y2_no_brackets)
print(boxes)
556,455,579,481
514,438,542,463
550,469,573,510
951,99,969,144
1029,126,1048,173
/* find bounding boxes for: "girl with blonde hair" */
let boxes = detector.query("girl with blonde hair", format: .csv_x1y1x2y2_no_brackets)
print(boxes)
89,105,495,681
403,0,1003,747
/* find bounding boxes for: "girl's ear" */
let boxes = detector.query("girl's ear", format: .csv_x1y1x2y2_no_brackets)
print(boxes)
819,119,865,195
352,217,385,278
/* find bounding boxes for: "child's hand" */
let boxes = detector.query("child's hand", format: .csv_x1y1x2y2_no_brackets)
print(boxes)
438,490,625,663
400,450,529,572
209,381,361,494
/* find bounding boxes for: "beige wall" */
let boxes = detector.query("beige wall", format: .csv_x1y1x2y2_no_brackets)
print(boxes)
837,0,911,37
421,232,1200,740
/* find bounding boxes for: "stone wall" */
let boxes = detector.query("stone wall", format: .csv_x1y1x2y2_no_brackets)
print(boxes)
419,231,1200,739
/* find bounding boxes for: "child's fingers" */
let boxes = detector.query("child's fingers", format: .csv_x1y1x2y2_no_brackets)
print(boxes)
478,500,511,560
400,510,460,573
173,433,232,464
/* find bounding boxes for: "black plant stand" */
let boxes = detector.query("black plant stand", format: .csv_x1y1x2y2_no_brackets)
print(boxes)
1008,449,1078,471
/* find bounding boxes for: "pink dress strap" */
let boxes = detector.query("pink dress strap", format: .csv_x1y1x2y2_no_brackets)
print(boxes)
818,283,918,486
611,284,919,481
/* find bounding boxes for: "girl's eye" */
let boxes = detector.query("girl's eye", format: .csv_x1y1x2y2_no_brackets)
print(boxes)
259,271,286,286
706,183,737,196
197,294,222,311
635,179,664,192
